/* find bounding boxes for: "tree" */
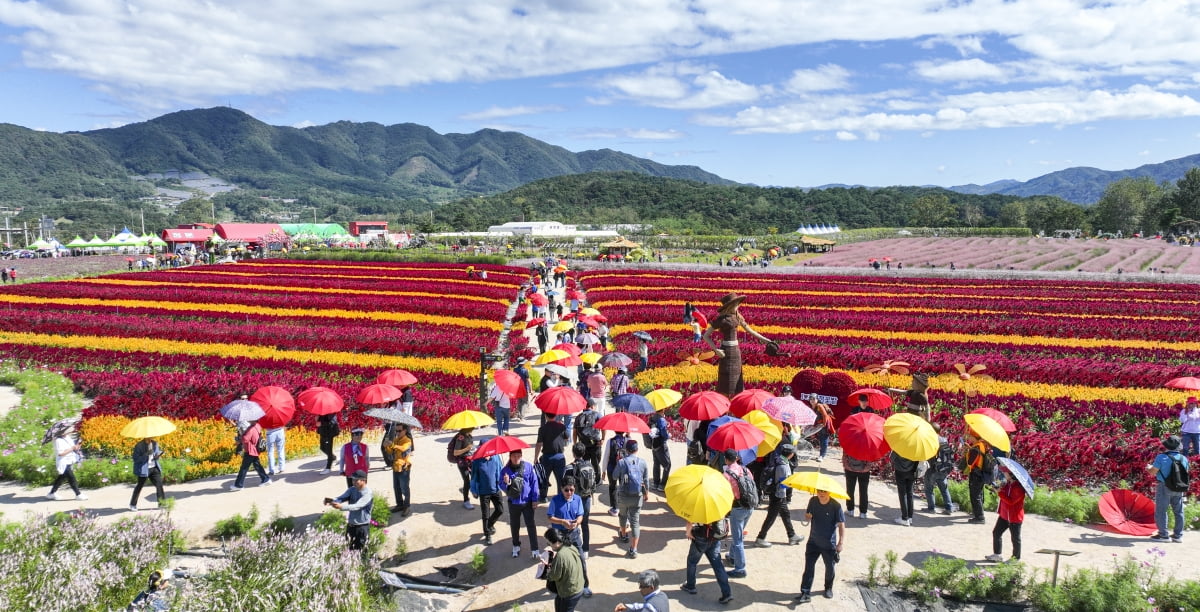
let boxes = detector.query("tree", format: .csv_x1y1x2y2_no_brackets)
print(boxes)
908,193,954,227
1091,177,1162,235
173,198,214,226
998,201,1026,228
1164,168,1200,226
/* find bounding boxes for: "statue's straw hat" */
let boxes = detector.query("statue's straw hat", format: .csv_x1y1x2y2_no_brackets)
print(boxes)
718,293,747,314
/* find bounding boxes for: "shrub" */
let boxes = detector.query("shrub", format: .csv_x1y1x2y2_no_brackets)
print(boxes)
469,547,488,577
210,505,259,539
314,509,346,532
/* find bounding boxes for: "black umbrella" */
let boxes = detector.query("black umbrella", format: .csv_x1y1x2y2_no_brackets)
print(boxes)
632,331,654,342
42,416,81,445
364,408,423,429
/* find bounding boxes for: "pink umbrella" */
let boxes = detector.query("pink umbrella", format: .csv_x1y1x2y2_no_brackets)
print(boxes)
760,396,817,427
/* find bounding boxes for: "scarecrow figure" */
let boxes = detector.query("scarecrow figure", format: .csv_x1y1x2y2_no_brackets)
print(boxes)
903,373,931,421
705,293,779,397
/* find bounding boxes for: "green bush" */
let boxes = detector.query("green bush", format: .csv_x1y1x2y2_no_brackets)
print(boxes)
313,509,346,532
210,504,259,539
469,547,488,577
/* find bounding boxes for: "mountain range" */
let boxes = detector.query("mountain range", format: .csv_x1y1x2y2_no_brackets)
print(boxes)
947,153,1200,204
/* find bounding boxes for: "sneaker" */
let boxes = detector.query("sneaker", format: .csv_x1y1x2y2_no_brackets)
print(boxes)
679,584,698,595
789,534,805,545
626,549,638,559
129,505,138,512
532,550,541,561
47,492,60,500
583,588,593,598
727,570,747,578
967,517,986,524
463,501,475,510
512,546,521,558
484,535,493,545
403,507,412,517
1150,534,1171,541
719,594,733,604
722,555,735,567
580,551,588,560
319,468,331,475
858,511,867,519
894,517,908,526
794,592,812,603
923,507,937,513
608,507,619,516
905,518,913,526
823,589,833,599
75,493,88,501
392,505,403,513
230,485,244,491
1171,536,1183,543
619,533,630,543
260,479,272,487
940,507,952,515
754,538,772,548
985,554,1004,562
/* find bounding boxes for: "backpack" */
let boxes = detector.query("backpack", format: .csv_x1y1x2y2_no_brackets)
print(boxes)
568,460,597,497
1164,453,1191,493
255,432,268,454
728,464,759,509
381,438,395,466
696,518,730,540
618,457,644,496
507,464,528,499
607,434,628,469
576,410,601,446
933,441,955,476
447,433,467,465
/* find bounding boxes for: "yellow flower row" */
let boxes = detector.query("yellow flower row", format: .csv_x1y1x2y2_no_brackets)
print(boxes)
593,283,1186,305
72,277,507,305
0,330,480,377
616,323,1200,353
633,364,1182,405
174,268,517,290
582,272,1173,294
0,294,501,330
591,298,1185,323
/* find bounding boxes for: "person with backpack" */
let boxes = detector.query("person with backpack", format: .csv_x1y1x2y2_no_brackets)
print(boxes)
680,516,734,605
962,432,996,524
548,476,593,598
986,464,1026,561
573,401,604,477
470,449,504,546
316,413,340,474
501,449,541,559
564,442,598,557
612,439,650,558
448,427,477,510
1148,435,1189,543
604,430,630,516
924,423,954,515
754,444,802,547
722,448,757,578
843,449,873,519
891,450,918,526
585,365,609,415
648,408,672,492
536,414,570,502
231,419,271,490
382,424,413,516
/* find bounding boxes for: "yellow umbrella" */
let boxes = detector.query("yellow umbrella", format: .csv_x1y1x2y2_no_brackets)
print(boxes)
742,410,782,457
580,352,602,365
645,388,683,411
580,307,601,316
964,413,1012,453
120,416,177,438
665,464,734,524
552,321,575,332
883,413,939,461
534,349,571,365
782,471,850,500
442,410,496,430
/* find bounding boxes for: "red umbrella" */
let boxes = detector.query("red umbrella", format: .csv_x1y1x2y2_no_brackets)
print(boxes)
528,293,548,307
679,391,731,421
551,343,583,356
596,412,650,434
577,316,600,328
493,369,526,398
566,289,582,300
1165,376,1200,391
692,311,709,330
848,388,894,411
528,317,546,327
535,386,588,415
376,369,418,388
296,387,344,415
837,412,890,461
969,407,1017,433
356,383,403,406
729,389,774,418
561,312,578,320
707,420,766,452
591,314,608,323
551,353,584,367
473,435,531,459
250,386,295,429
1098,489,1157,536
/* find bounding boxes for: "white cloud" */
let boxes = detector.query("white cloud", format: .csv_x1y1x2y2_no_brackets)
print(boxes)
915,59,1008,83
292,119,316,128
919,35,985,57
625,128,685,140
1139,150,1150,155
835,131,857,141
459,105,565,121
784,64,850,93
595,62,764,109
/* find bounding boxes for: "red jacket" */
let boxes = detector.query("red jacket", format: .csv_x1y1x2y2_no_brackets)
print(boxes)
241,424,262,458
997,479,1026,523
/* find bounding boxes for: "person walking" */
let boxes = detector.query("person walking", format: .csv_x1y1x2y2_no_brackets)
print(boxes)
326,470,373,554
316,413,340,474
46,426,87,501
339,428,370,489
489,381,512,436
129,437,165,511
612,439,650,558
986,464,1026,561
648,407,672,491
548,476,592,598
1180,397,1200,457
585,365,609,415
604,429,630,516
399,385,415,416
541,528,586,612
573,402,604,478
924,424,954,514
564,442,598,557
515,358,532,420
502,449,541,559
794,487,846,603
382,424,413,516
450,427,476,510
615,569,670,612
536,414,570,500
264,424,286,476
1148,435,1189,543
231,420,271,490
755,444,802,547
471,450,504,546
721,449,757,578
680,517,734,604
610,367,631,398
962,432,995,523
891,450,917,526
536,323,549,354
637,338,649,372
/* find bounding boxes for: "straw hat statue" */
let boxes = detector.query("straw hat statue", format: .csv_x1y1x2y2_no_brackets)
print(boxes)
704,293,779,397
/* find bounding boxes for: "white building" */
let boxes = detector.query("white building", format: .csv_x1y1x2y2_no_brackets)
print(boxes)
482,221,618,239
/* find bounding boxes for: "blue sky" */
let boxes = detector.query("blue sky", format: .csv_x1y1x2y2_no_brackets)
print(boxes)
2,1,1200,189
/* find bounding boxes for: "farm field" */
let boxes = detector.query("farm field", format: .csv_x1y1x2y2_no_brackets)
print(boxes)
581,267,1200,496
806,236,1200,274
0,259,528,484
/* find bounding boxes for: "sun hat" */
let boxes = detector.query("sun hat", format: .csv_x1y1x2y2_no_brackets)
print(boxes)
1163,435,1182,450
717,293,747,314
351,427,365,435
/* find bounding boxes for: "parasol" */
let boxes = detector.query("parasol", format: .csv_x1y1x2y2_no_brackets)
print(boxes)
443,410,496,430
376,369,418,388
219,398,265,422
250,386,296,429
363,408,423,429
632,331,654,342
492,369,527,398
645,388,683,411
837,412,890,461
473,435,531,459
535,386,588,415
1098,489,1157,536
729,389,775,418
964,413,1012,453
848,388,894,411
707,420,766,452
782,471,850,500
356,383,403,406
969,407,1017,433
760,396,817,427
1164,376,1200,391
611,393,655,414
296,387,345,416
596,411,651,434
996,457,1035,499
680,391,731,421
664,464,734,524
599,352,633,368
551,343,583,356
120,416,176,439
883,413,939,461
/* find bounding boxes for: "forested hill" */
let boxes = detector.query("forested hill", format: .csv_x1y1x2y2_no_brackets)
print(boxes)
434,172,1086,235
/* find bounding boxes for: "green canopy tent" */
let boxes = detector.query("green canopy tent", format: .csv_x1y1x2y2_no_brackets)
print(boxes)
28,238,52,250
65,236,88,248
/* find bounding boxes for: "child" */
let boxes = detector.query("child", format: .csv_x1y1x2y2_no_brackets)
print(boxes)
986,465,1025,561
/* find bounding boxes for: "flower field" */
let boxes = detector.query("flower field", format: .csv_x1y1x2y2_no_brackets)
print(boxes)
0,260,528,483
582,268,1200,496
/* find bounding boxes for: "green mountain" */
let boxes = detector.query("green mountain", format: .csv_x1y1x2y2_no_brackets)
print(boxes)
950,153,1200,204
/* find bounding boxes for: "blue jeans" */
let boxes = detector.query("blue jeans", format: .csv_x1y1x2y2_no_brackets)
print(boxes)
234,453,269,487
266,428,286,473
1155,481,1185,539
815,429,828,458
494,404,510,436
728,506,754,572
924,469,951,511
685,535,731,598
579,494,593,552
639,356,648,371
392,469,411,510
1183,433,1200,457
